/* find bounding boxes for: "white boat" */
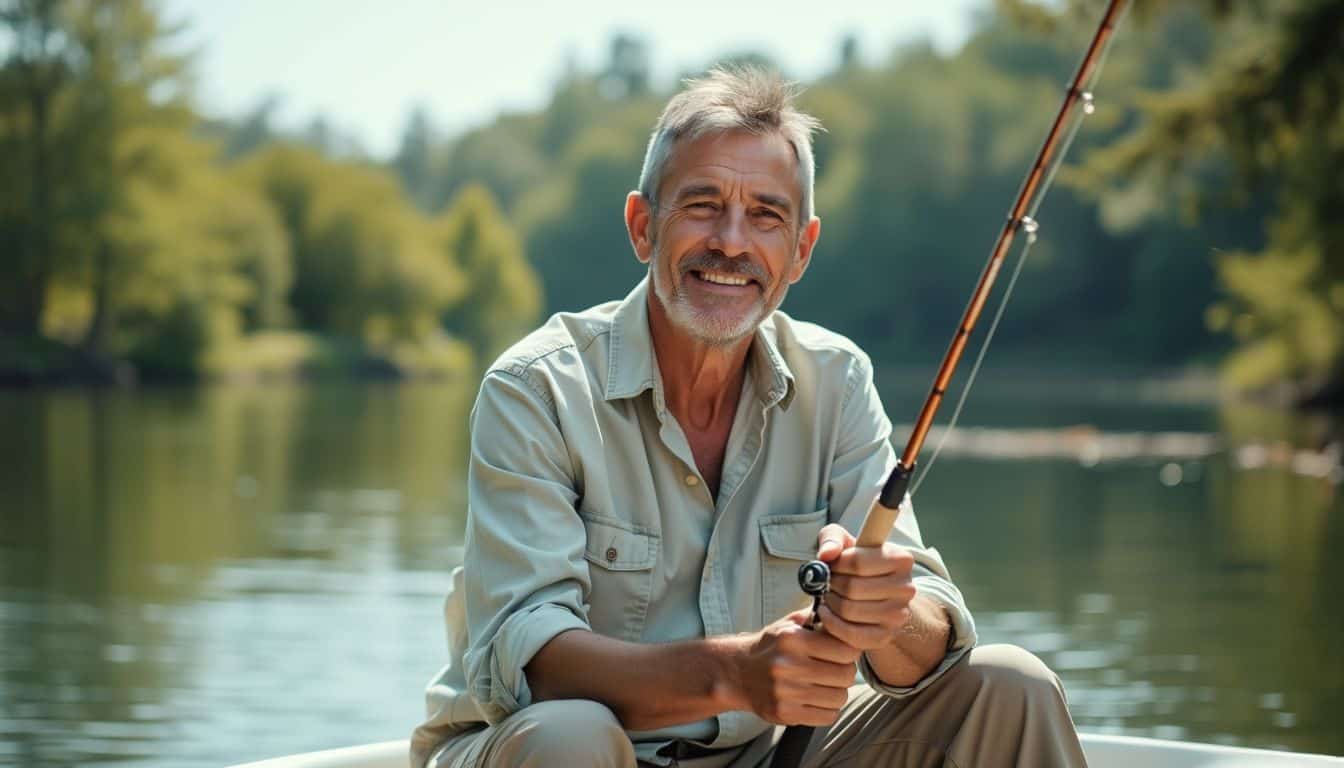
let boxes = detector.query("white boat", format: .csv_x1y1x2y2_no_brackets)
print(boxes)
231,735,1344,767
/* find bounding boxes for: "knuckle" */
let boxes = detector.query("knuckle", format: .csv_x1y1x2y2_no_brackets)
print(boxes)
884,542,913,560
884,597,909,616
819,619,846,642
826,593,849,615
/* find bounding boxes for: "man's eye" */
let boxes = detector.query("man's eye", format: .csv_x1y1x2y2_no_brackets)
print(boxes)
753,209,784,222
687,202,717,211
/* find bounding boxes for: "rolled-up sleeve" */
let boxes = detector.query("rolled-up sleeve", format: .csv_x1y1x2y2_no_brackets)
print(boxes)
826,353,978,698
460,369,592,724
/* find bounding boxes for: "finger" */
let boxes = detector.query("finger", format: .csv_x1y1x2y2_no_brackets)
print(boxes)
819,603,910,651
792,624,863,664
774,661,856,697
798,655,861,688
828,542,915,577
786,703,845,727
828,572,917,602
825,591,917,626
802,681,851,710
815,524,855,562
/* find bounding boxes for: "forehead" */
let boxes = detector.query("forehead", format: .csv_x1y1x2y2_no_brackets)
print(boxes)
661,129,800,200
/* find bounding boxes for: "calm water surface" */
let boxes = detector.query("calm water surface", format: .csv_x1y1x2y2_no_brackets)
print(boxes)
0,380,1340,766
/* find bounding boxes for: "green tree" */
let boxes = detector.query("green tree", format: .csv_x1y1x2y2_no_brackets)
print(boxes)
1,0,68,336
437,112,548,214
1072,0,1344,401
1,0,214,363
112,130,291,375
601,33,651,99
61,0,197,357
216,94,282,160
439,185,541,364
242,144,466,344
514,100,657,314
393,105,439,211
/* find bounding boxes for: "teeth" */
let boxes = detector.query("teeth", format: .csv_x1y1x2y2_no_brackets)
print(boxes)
699,271,750,286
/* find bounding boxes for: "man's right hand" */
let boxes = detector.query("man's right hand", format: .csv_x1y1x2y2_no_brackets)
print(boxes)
723,609,863,726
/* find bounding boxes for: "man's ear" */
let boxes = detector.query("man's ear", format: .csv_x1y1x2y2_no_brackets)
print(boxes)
788,216,822,284
625,191,654,264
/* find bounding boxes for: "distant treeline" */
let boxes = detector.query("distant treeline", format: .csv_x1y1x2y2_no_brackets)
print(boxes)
2,0,1340,404
1,0,539,382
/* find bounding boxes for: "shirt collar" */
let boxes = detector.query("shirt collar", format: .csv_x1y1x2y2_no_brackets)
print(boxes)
605,277,796,411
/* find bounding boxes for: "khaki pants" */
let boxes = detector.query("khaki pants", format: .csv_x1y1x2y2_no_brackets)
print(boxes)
428,644,1087,768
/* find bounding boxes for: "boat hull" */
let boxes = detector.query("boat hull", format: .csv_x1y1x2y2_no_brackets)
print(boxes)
230,734,1343,767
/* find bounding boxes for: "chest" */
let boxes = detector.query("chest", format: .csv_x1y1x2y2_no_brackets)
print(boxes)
682,416,734,495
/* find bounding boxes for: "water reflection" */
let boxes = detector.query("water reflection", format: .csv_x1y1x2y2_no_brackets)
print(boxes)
0,383,472,766
0,383,1340,765
914,450,1343,755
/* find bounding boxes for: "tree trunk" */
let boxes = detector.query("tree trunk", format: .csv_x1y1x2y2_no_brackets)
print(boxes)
84,239,114,356
20,79,53,337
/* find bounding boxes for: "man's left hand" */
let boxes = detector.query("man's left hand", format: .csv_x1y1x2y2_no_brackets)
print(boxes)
812,524,918,652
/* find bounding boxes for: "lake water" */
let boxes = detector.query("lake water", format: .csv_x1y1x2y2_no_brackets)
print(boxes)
1,379,1340,766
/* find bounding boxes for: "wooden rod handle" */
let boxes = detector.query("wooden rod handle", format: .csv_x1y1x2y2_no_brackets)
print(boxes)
857,499,900,548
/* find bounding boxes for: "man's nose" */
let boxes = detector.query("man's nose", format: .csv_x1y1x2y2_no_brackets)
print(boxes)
707,205,752,258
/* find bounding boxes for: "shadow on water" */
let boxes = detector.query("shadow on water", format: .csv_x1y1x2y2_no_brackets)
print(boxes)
0,380,1340,764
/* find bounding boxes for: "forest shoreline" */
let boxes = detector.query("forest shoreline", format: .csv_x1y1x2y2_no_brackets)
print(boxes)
0,331,474,388
6,334,1339,412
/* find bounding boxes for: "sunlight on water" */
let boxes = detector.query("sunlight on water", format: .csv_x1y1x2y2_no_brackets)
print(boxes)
1,381,1340,765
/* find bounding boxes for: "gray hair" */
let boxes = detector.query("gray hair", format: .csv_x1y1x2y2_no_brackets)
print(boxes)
637,66,823,224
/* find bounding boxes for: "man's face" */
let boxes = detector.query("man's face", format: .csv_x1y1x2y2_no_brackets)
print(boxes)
632,129,820,347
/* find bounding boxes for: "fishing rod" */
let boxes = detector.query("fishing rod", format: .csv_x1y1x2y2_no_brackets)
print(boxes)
778,0,1131,763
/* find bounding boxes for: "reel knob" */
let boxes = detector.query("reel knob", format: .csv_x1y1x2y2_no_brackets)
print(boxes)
797,560,830,630
797,560,830,596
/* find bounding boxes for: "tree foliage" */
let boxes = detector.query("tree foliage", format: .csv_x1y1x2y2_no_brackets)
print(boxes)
4,0,1339,400
420,4,1337,402
439,185,542,365
239,144,466,344
1,0,534,380
1065,0,1344,401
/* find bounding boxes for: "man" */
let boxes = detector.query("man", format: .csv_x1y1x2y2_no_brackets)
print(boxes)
412,67,1087,768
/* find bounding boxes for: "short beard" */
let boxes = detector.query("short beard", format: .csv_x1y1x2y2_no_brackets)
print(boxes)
648,240,790,347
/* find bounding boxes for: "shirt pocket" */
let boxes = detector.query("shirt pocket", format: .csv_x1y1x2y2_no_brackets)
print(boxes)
759,507,828,625
580,512,659,642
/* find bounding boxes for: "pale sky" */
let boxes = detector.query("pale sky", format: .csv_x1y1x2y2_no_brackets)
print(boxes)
161,0,986,159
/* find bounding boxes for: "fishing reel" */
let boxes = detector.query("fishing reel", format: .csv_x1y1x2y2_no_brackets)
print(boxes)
797,560,830,630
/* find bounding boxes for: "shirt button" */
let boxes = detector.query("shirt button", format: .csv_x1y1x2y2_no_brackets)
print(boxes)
685,474,699,487
605,547,618,562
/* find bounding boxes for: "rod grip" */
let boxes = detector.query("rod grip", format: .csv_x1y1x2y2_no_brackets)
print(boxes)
857,461,914,548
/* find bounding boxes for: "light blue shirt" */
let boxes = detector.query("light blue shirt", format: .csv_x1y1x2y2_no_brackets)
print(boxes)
411,278,977,767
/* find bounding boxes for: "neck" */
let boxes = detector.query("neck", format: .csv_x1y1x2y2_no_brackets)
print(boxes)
647,292,751,432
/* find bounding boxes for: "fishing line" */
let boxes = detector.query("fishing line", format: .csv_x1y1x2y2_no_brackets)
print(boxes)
909,1,1133,497
911,88,1096,497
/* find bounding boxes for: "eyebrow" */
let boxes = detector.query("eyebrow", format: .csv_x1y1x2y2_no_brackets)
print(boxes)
674,183,723,202
754,192,793,215
674,184,794,216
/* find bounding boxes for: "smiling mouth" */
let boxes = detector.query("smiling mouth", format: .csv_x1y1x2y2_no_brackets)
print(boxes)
689,269,759,288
